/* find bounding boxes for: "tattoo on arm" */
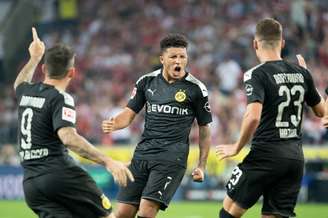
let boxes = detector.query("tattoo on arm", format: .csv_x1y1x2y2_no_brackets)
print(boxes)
14,59,40,90
58,127,108,166
198,125,211,169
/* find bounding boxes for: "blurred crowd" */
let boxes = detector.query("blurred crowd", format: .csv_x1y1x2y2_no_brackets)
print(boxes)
1,0,328,163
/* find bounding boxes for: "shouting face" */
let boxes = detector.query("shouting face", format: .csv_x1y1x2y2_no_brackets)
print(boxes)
160,47,188,83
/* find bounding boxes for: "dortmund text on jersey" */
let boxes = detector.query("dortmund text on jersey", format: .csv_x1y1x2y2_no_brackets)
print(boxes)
244,60,321,160
16,82,78,180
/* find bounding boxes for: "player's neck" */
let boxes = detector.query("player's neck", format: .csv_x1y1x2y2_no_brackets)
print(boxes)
258,49,282,63
43,78,68,92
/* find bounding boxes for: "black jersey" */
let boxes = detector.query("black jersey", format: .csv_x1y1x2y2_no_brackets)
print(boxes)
128,69,212,166
244,60,321,160
15,82,78,180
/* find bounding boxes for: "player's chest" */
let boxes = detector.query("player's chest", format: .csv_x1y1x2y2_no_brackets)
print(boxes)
145,80,193,106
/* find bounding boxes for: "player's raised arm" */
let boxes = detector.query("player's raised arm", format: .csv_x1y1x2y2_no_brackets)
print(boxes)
57,126,134,186
102,107,136,133
192,124,211,182
14,27,45,90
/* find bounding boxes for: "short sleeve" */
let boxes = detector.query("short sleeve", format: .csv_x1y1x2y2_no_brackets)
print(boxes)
193,88,212,126
244,70,265,104
127,78,146,113
304,70,321,107
52,94,76,132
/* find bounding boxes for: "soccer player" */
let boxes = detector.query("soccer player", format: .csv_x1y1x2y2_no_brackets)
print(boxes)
216,18,325,218
14,28,134,218
102,34,212,218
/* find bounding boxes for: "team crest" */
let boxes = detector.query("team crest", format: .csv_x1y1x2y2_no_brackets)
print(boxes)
101,194,112,209
175,90,186,102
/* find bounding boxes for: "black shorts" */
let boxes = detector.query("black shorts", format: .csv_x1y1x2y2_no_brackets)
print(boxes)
117,159,186,210
23,166,112,218
226,152,303,217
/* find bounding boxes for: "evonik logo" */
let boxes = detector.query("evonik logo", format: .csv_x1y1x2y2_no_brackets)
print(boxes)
146,102,189,115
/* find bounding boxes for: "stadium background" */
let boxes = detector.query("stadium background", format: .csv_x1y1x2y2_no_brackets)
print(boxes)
0,0,328,217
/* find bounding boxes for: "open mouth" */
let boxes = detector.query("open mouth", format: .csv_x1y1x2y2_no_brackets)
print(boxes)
174,66,181,72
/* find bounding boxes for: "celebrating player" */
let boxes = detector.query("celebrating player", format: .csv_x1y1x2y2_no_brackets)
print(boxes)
102,33,212,218
216,18,325,218
14,27,134,218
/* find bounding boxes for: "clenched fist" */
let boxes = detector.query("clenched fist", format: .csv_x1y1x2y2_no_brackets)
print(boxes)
192,167,204,182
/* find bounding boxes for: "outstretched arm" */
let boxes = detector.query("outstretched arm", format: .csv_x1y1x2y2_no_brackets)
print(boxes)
14,27,45,90
102,107,136,133
58,127,134,186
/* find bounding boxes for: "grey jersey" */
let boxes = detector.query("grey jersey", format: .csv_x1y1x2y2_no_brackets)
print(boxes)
128,69,212,166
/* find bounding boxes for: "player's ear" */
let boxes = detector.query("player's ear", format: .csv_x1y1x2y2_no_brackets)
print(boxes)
67,68,76,79
160,55,164,64
253,39,258,50
281,39,285,49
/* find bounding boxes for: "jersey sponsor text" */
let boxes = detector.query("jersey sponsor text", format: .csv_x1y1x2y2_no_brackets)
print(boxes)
146,102,189,115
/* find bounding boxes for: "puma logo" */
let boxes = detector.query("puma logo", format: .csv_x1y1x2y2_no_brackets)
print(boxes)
164,176,172,190
147,88,156,96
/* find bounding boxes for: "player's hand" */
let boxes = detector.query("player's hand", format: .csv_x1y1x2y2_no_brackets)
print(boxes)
29,27,45,61
102,117,115,133
296,54,307,69
124,161,131,167
321,116,328,128
192,167,204,182
105,159,134,187
216,143,239,160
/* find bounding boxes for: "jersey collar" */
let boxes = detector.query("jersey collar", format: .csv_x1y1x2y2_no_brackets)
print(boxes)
159,68,189,85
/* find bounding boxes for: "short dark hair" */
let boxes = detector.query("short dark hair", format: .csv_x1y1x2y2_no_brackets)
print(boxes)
160,33,188,53
44,44,75,79
255,18,282,43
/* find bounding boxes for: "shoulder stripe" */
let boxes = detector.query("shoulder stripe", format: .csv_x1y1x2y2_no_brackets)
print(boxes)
59,91,75,107
243,63,264,82
136,69,161,85
185,73,208,97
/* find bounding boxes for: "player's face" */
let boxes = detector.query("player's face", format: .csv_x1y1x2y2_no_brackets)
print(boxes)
160,47,188,81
